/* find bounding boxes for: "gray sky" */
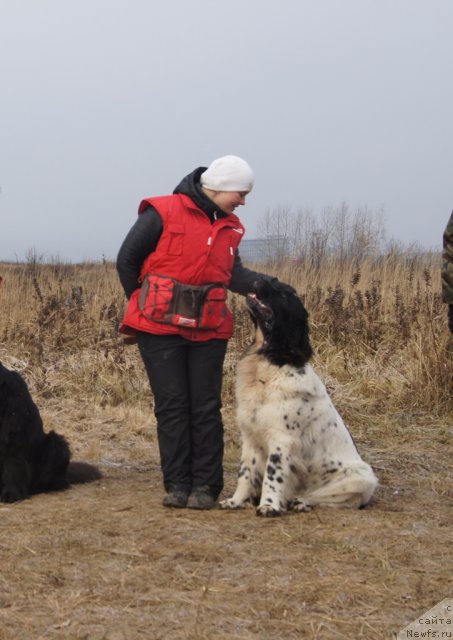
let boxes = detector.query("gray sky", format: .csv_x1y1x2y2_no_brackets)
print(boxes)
1,0,452,262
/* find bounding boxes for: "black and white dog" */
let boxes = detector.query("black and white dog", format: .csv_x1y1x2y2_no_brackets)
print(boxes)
220,280,378,517
0,362,101,503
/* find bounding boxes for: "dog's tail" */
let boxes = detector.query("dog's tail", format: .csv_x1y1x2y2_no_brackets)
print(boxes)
31,431,102,491
66,461,103,484
30,430,71,493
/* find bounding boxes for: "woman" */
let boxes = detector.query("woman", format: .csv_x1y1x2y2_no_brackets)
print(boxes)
117,155,284,509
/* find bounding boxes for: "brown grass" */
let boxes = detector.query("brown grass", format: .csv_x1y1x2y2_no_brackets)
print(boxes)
0,255,452,640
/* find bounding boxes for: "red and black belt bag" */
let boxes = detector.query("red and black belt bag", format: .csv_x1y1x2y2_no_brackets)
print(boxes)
138,274,227,329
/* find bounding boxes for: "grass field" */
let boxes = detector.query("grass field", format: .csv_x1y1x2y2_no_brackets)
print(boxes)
0,254,451,639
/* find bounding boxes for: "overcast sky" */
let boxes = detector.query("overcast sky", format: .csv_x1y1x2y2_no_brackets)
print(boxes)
1,0,452,262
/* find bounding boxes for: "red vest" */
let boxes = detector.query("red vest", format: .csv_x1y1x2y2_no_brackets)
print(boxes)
120,194,245,341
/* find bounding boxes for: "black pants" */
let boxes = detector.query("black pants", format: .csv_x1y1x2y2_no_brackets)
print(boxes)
137,332,228,499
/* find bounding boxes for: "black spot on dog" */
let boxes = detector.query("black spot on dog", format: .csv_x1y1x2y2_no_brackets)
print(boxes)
254,472,263,485
266,464,276,479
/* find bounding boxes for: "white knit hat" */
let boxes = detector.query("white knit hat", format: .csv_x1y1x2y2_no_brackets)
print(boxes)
200,155,254,192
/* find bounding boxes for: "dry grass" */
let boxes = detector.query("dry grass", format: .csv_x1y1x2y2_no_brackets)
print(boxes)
0,255,452,639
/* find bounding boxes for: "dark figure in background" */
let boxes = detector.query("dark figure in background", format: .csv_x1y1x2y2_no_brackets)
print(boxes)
441,210,453,334
116,155,287,510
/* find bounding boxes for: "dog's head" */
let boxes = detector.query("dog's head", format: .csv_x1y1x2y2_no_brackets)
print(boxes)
246,279,313,367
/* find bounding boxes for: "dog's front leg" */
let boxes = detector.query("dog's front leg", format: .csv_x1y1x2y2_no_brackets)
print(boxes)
256,447,292,517
219,442,262,510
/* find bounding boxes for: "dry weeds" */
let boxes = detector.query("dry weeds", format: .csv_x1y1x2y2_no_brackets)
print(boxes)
0,256,451,639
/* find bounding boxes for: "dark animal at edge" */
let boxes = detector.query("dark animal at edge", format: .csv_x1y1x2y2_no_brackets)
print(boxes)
0,362,102,503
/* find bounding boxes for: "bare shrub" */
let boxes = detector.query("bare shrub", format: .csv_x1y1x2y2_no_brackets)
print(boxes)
257,202,387,267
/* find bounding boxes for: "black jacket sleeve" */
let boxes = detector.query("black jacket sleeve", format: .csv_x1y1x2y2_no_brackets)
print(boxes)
116,207,163,299
228,252,278,296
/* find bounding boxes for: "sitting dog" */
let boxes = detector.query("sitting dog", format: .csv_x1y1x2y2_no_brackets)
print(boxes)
0,362,101,503
220,280,378,517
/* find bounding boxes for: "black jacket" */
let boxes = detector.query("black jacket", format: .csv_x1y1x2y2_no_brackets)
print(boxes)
116,167,271,299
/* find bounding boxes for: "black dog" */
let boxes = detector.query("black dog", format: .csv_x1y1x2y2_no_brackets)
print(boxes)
0,362,101,503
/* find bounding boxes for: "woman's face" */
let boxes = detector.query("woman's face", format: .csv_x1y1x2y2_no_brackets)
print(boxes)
207,190,249,215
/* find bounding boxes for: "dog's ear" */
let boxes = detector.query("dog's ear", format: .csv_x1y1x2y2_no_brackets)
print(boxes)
274,281,298,296
284,294,313,362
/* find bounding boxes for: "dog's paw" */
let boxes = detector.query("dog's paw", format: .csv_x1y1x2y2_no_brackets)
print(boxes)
256,504,283,517
219,498,243,510
289,498,312,513
219,497,256,510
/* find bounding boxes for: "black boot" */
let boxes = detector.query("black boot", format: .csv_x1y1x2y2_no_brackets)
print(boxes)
162,485,189,508
187,485,216,510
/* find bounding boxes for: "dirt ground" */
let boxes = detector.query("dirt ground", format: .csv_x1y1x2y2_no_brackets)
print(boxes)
0,401,451,640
